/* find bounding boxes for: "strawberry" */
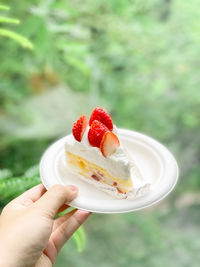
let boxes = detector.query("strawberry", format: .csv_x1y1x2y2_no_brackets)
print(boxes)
100,131,120,157
89,107,113,131
88,120,109,147
72,115,87,142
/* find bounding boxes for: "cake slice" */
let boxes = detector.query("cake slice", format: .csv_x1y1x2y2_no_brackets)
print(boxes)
65,107,133,195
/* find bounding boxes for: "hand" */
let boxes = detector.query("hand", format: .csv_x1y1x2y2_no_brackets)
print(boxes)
0,184,90,267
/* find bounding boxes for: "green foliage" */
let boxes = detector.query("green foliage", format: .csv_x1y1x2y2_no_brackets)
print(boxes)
0,169,12,180
0,175,40,200
0,4,33,49
73,226,86,253
0,29,33,49
0,166,40,205
0,16,20,24
0,0,199,192
0,5,10,10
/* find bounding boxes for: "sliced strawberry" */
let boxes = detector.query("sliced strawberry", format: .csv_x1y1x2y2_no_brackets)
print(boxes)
72,115,87,142
89,107,113,131
88,120,109,147
100,131,120,157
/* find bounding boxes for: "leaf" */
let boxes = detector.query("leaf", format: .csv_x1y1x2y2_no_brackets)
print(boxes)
0,5,10,10
0,16,20,24
72,226,86,252
24,165,39,178
0,176,40,201
65,55,90,76
0,169,13,180
0,29,33,49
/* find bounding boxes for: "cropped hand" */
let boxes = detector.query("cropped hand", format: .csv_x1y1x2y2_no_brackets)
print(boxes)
0,184,90,267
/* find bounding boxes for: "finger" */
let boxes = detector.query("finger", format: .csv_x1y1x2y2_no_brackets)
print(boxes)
53,209,76,232
43,210,90,264
34,184,78,219
52,210,91,252
50,210,90,253
35,253,52,267
11,184,46,205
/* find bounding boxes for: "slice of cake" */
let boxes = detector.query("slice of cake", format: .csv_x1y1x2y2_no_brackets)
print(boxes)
65,107,134,195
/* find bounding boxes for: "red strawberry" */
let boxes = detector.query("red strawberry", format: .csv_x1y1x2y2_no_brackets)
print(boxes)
89,107,113,131
88,120,109,147
72,115,87,142
100,131,120,157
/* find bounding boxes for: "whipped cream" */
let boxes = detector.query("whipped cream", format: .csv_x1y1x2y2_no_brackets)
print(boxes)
65,126,131,180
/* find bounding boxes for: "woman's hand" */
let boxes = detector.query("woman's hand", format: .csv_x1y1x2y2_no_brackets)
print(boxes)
0,184,90,267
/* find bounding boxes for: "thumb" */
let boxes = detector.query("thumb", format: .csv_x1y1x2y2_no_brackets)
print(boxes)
34,184,78,219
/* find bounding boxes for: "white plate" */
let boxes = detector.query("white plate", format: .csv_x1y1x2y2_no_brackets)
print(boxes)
40,129,179,214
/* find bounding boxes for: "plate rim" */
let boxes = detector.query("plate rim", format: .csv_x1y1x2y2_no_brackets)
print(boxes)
40,129,179,213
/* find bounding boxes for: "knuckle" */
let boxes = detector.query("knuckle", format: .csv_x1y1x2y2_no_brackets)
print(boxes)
59,224,69,239
50,185,74,201
51,184,65,194
50,184,69,203
73,215,82,227
43,185,76,212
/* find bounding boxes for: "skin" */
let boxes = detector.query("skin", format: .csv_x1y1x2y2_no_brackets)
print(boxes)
0,184,91,267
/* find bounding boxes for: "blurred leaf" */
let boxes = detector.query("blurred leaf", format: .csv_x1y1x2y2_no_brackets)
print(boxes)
0,175,40,203
24,165,39,178
0,169,13,180
65,55,90,76
0,29,33,49
72,226,86,253
0,16,20,24
0,5,10,10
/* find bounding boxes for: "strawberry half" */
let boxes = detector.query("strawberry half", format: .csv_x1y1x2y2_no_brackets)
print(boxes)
72,115,87,142
88,120,109,147
100,131,120,157
89,107,113,131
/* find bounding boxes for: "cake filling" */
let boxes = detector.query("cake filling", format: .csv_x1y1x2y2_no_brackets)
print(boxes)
67,151,133,193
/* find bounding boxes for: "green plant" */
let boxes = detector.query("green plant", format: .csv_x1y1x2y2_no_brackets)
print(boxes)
0,4,33,49
0,166,40,205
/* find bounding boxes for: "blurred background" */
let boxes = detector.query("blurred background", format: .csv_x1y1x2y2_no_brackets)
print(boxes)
0,0,200,266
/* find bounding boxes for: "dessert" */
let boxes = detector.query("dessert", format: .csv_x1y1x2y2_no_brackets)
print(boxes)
65,107,134,196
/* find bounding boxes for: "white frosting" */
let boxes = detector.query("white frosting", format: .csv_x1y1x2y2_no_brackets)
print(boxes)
65,126,131,180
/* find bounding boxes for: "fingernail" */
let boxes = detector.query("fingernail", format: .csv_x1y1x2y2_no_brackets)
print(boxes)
67,185,78,192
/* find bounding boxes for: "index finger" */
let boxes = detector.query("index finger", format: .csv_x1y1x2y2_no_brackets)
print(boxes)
34,184,78,219
11,184,46,204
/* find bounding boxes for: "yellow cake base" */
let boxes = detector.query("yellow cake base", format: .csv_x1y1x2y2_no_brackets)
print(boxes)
66,151,133,194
